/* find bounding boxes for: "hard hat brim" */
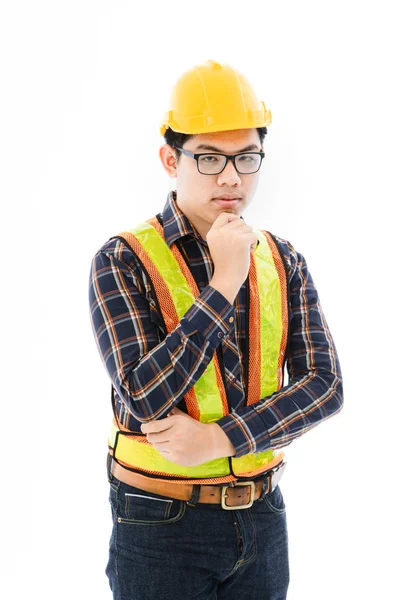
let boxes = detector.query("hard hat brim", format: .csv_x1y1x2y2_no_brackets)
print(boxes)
160,108,272,137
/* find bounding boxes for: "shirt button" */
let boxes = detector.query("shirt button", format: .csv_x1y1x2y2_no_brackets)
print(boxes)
229,316,234,323
232,377,237,383
217,331,223,338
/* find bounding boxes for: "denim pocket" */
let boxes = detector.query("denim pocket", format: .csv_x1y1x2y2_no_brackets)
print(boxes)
109,479,186,525
262,484,286,514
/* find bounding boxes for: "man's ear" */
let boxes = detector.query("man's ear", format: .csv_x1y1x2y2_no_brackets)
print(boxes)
159,144,178,178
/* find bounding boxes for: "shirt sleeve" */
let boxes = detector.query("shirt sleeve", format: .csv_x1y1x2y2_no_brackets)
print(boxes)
214,240,344,458
88,238,235,422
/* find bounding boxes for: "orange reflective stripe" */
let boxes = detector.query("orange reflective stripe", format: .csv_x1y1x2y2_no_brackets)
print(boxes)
116,229,180,332
248,246,262,406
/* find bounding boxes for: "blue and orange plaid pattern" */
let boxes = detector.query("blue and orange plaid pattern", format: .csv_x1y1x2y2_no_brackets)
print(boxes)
88,191,343,458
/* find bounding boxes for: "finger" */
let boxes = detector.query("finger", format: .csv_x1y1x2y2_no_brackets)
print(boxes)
160,450,172,458
212,212,241,229
141,419,173,434
223,218,250,229
152,441,172,451
147,430,171,443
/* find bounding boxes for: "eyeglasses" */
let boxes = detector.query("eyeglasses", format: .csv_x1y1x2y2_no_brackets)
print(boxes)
174,146,265,175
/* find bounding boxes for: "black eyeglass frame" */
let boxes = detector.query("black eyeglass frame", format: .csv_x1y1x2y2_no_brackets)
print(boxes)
174,146,265,175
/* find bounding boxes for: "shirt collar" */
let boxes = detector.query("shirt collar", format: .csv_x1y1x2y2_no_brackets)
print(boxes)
162,190,207,248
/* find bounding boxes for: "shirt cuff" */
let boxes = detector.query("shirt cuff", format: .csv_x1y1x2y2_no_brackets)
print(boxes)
215,406,272,458
181,284,235,350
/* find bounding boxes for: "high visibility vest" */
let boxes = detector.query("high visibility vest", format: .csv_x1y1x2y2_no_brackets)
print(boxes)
107,215,289,485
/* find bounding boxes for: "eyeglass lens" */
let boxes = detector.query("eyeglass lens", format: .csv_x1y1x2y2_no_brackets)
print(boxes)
198,154,262,175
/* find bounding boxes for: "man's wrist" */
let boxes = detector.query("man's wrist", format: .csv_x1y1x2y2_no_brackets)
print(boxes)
209,277,238,305
209,423,236,459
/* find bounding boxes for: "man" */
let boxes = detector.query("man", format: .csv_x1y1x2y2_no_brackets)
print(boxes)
88,59,344,600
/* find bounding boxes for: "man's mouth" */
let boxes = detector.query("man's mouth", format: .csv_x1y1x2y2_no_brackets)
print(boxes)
213,197,241,206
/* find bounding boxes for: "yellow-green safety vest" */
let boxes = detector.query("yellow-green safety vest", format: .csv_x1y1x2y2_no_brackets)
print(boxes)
107,215,289,485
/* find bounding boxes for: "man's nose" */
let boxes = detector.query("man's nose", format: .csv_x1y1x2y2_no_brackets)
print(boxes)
217,158,241,186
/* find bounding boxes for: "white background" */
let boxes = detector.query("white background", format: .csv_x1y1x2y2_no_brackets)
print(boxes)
1,1,399,598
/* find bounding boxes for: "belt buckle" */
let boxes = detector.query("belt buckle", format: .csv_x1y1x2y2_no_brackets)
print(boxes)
221,481,255,510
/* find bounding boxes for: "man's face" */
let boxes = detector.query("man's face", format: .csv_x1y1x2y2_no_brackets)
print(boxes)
159,128,264,240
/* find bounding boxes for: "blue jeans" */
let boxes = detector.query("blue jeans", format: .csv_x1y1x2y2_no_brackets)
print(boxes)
105,456,290,599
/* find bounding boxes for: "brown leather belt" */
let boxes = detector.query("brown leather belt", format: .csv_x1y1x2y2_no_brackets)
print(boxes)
108,450,287,510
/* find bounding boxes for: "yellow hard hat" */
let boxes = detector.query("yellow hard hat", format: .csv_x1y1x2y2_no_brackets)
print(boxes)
160,59,272,137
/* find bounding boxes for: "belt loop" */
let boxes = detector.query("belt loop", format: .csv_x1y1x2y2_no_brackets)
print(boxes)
186,484,201,507
106,452,113,483
260,472,271,498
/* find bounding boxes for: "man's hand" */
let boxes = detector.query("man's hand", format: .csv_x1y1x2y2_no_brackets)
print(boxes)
140,407,236,467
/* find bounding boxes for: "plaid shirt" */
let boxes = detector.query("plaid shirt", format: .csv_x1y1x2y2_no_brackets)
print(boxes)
89,190,343,459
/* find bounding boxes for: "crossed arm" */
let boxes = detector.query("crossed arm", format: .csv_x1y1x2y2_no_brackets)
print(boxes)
89,235,343,463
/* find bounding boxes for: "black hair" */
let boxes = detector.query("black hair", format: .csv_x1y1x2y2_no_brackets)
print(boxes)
164,127,268,164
